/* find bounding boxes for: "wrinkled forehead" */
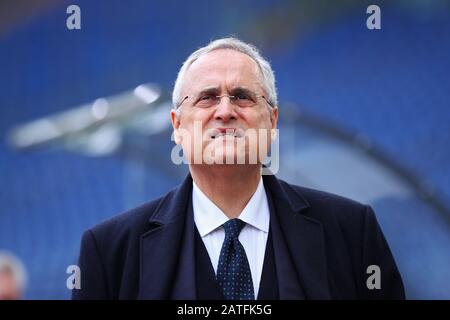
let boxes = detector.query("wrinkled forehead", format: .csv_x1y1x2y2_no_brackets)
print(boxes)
183,49,264,94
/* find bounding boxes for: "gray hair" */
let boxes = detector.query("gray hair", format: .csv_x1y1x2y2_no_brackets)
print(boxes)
172,37,278,109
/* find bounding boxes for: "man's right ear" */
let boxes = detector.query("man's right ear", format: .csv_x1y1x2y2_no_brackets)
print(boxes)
170,108,181,145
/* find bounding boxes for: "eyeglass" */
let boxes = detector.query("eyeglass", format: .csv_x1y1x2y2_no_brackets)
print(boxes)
178,90,273,109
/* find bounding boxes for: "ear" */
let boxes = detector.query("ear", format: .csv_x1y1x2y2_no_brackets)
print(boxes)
270,106,278,141
270,106,278,129
170,108,182,144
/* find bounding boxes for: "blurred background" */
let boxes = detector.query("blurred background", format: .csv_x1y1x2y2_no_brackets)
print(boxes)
0,0,449,299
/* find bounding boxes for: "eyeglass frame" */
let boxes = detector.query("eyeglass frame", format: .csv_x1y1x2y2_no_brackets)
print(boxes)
177,92,274,109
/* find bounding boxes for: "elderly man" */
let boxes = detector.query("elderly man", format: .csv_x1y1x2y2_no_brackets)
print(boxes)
73,37,404,300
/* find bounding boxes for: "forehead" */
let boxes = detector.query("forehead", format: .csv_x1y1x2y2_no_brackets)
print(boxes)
184,49,263,93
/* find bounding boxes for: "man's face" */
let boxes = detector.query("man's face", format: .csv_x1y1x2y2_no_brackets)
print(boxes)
171,49,278,166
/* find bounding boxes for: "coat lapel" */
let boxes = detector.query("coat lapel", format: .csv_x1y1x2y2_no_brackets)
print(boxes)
138,174,196,299
169,194,197,299
264,174,331,299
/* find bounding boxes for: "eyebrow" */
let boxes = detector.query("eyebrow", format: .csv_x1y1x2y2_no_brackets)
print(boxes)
194,86,256,97
229,87,257,98
195,86,220,98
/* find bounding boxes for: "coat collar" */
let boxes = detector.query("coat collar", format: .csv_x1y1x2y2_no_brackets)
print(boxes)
138,174,194,299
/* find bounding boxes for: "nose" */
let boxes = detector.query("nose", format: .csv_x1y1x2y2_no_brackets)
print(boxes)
214,96,237,123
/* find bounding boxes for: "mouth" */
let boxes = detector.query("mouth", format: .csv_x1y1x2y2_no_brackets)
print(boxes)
210,128,244,139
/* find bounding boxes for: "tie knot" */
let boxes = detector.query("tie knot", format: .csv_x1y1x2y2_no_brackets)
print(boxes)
223,219,245,239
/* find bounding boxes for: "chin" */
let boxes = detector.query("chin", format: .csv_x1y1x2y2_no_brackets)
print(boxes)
218,148,251,165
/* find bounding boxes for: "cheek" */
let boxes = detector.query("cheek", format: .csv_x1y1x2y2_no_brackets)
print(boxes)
245,111,273,129
179,110,211,131
177,112,211,152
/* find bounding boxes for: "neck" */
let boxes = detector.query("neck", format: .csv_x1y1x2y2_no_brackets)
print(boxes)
190,164,262,219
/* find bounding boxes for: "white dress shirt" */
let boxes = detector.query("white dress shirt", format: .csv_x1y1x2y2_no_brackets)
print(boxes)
192,177,270,298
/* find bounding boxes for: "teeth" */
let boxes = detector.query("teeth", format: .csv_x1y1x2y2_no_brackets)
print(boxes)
212,132,240,139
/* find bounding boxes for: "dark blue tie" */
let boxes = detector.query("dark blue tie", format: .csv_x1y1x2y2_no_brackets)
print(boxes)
216,219,255,300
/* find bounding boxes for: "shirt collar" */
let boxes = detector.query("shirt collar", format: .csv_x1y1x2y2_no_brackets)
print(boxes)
192,177,270,237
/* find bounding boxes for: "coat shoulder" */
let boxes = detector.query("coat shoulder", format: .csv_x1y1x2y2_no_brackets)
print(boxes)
88,187,178,243
278,179,370,226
